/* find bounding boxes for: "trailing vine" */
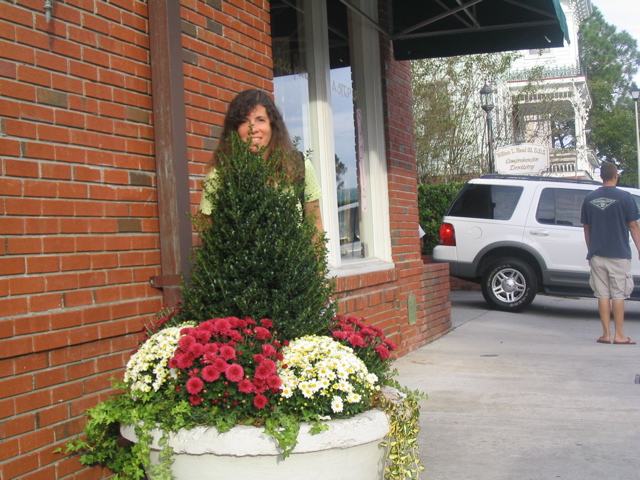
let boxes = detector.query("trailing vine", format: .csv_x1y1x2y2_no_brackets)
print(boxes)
377,382,427,480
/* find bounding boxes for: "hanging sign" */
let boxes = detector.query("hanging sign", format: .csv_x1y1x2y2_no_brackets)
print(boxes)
495,143,549,175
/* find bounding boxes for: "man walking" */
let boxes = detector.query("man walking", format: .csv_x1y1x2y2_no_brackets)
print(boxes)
581,162,640,345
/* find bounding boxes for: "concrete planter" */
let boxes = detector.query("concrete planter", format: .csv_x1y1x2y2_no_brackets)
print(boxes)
120,409,389,480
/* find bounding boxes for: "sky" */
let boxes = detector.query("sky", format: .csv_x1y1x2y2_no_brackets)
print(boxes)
592,1,640,85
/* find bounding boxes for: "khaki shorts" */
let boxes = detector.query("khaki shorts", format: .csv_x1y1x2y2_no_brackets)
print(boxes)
588,256,634,300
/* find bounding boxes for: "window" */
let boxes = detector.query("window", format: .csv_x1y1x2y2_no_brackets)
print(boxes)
536,188,589,226
449,184,522,220
271,0,392,273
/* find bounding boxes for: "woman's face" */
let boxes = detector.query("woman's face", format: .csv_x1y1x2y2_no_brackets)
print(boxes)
237,105,272,154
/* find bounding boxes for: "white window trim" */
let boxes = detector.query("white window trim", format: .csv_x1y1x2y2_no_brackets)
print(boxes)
303,0,393,277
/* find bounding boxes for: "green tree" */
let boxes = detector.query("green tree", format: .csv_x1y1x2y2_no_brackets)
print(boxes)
411,52,520,182
176,134,336,340
579,7,640,185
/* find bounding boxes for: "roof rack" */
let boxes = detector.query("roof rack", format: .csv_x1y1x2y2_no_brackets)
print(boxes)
480,174,601,185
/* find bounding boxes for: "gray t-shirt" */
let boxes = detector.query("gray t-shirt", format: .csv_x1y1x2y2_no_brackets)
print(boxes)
581,186,639,260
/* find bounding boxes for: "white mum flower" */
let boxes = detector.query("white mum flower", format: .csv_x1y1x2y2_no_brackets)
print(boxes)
124,324,194,393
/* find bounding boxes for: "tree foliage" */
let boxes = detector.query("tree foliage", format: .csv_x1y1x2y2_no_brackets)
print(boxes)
411,52,519,182
176,134,336,340
579,7,640,185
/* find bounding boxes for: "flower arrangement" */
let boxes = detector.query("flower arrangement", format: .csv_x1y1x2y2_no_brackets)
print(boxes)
60,314,398,478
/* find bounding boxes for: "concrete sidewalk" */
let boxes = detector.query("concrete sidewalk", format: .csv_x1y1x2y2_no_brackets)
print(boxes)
394,291,640,480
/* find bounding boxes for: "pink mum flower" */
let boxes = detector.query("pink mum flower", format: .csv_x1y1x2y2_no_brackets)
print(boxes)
255,359,276,379
260,318,273,328
219,345,236,361
253,394,268,409
374,345,391,359
267,375,282,390
225,363,244,382
201,365,221,382
186,376,204,395
253,327,271,340
261,344,276,357
212,357,228,372
348,334,366,348
238,379,253,393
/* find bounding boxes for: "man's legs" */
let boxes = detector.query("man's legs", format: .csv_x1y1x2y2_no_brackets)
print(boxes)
611,298,629,343
597,298,611,342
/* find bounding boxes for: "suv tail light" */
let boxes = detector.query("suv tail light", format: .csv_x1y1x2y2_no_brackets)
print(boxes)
439,223,456,246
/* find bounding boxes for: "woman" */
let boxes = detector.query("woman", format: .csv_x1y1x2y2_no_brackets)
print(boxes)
199,89,323,234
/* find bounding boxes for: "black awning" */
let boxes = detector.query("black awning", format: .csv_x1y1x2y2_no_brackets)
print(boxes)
391,0,570,60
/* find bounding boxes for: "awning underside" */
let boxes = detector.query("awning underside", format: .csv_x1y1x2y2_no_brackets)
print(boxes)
391,0,570,61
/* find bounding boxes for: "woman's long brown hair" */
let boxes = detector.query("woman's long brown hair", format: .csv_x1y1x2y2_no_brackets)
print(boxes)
211,89,303,183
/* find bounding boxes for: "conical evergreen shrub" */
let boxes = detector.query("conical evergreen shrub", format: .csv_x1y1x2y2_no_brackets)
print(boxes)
176,134,336,340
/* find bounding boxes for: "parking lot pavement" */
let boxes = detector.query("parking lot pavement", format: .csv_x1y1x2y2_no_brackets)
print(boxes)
394,291,640,480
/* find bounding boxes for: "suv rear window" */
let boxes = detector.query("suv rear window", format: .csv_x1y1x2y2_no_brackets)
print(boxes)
536,188,589,226
449,184,523,220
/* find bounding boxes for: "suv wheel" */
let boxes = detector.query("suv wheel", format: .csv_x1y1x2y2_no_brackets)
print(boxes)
481,258,537,312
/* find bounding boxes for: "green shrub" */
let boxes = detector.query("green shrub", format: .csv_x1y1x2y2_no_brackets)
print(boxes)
418,181,465,255
174,134,336,340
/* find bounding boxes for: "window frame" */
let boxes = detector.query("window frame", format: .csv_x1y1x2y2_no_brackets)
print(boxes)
301,0,393,275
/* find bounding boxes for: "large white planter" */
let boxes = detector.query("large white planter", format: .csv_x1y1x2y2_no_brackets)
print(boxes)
120,409,389,480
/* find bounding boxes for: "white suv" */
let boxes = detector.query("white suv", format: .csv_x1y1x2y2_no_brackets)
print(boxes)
433,175,640,311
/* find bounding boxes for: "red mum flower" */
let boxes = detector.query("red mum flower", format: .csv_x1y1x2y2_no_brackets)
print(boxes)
253,394,268,409
168,357,179,369
332,330,348,340
194,329,212,343
348,334,366,348
229,330,244,342
261,344,276,357
252,377,268,393
255,359,276,379
178,335,196,349
186,376,204,395
213,357,228,372
212,318,231,334
232,317,248,329
198,321,214,332
374,345,391,360
238,379,253,393
253,327,271,340
201,365,221,382
360,327,375,337
267,375,282,389
189,394,203,406
260,318,273,328
253,353,266,364
225,363,244,382
175,352,195,369
383,339,397,350
219,345,236,361
180,327,196,336
188,343,204,357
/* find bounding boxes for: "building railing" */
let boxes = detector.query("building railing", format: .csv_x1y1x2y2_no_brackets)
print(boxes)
508,65,585,82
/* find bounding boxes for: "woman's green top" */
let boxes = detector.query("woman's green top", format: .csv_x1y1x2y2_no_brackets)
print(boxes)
199,158,322,215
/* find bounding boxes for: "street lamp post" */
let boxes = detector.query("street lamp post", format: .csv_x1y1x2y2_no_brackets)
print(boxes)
632,88,640,188
480,83,495,174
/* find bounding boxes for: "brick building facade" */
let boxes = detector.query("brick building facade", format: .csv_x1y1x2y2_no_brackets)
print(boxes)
0,1,451,478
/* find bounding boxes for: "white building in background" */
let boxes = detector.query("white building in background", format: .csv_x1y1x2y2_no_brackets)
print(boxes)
499,0,598,179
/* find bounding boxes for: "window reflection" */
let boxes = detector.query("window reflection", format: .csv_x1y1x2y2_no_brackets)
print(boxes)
271,0,366,260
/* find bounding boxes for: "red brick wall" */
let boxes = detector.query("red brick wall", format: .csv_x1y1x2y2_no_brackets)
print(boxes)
0,1,450,478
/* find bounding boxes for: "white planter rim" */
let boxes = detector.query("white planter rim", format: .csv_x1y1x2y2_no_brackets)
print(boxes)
121,409,388,456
